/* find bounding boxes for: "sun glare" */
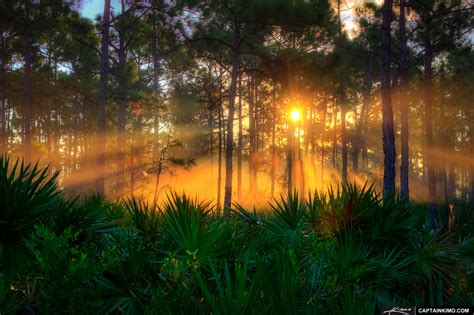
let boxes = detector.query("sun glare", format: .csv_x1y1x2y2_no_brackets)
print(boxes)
291,108,302,122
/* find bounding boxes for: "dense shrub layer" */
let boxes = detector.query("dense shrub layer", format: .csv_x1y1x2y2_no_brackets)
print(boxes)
1,157,473,314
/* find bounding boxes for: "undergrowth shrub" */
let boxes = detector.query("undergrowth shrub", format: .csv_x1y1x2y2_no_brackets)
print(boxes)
0,156,472,314
0,156,63,278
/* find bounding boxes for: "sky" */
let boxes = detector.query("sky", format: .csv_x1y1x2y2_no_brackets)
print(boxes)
80,0,102,19
80,0,121,20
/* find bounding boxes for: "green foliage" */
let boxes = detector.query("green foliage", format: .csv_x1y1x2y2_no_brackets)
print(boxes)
26,225,121,313
161,192,226,264
261,249,303,314
51,195,123,244
0,156,63,278
94,268,151,315
124,196,161,245
1,159,473,313
195,255,265,314
0,156,61,234
269,190,307,231
0,273,21,315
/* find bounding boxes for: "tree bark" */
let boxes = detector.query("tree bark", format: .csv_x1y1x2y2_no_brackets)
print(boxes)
447,149,456,201
248,73,256,196
54,112,60,172
209,106,214,181
217,91,223,213
337,0,347,186
332,99,337,170
353,48,373,176
23,24,32,162
341,103,347,186
439,104,449,204
237,75,243,201
0,31,6,153
133,114,143,194
362,107,369,177
151,14,160,165
96,0,111,194
271,83,276,197
352,107,360,174
287,123,294,192
423,25,438,228
470,112,474,204
321,99,327,187
223,36,240,211
116,4,128,192
298,127,305,193
255,84,260,152
399,0,410,204
381,0,396,199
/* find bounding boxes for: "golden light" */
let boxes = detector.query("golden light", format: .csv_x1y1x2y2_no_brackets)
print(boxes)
343,19,360,40
290,108,302,122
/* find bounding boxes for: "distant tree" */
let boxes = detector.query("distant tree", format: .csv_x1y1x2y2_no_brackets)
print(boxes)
0,7,14,153
412,0,471,227
1,0,73,161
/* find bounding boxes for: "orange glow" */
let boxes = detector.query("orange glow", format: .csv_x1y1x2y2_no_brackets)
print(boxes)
290,108,302,122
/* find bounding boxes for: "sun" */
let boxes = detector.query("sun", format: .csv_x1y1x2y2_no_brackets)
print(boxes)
290,108,302,122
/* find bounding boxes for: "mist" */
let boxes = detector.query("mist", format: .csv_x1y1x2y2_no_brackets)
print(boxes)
0,0,472,212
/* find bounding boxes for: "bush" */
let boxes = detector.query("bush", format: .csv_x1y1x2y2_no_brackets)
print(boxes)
1,157,472,313
0,156,63,278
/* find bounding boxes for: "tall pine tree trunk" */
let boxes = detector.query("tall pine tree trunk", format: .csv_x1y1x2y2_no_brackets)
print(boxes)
447,143,456,201
271,83,276,197
423,27,438,227
470,113,474,204
381,0,396,198
287,122,294,192
130,139,135,194
254,79,259,192
23,25,32,161
298,127,305,193
321,99,327,187
45,112,52,162
337,0,347,186
341,103,347,185
352,107,360,174
399,0,410,204
0,31,6,153
54,112,60,172
248,73,256,196
97,0,111,194
310,108,317,186
461,158,466,202
362,104,369,177
439,94,448,203
134,115,143,194
217,94,223,213
209,106,214,182
332,99,337,170
151,14,160,165
117,27,127,192
223,18,241,211
237,75,243,201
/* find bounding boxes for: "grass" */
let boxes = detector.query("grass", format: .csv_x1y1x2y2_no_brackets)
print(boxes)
0,156,473,314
